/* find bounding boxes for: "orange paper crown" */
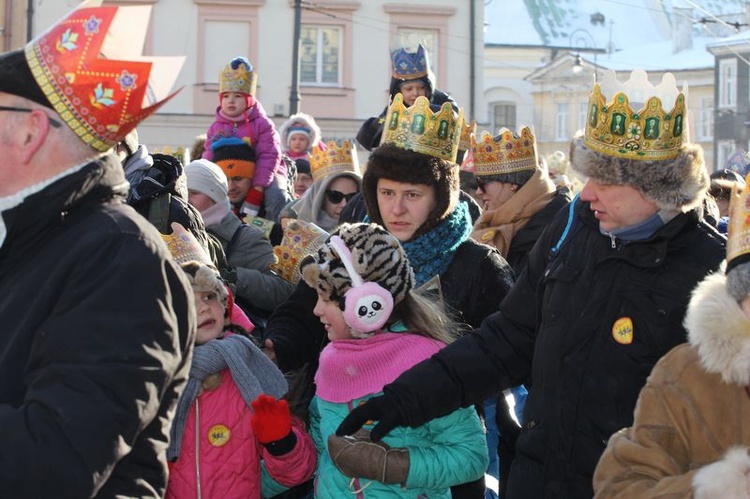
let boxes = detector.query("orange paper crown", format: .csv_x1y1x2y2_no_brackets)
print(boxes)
309,140,360,183
727,173,750,271
24,0,184,152
471,127,539,177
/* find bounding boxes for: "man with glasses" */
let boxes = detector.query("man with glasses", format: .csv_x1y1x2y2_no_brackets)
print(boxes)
0,3,195,497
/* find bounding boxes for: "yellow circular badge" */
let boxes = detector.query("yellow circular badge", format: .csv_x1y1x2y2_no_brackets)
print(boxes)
612,317,634,345
207,424,231,447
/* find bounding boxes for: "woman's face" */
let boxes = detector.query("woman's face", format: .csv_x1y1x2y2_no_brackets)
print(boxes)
322,176,359,220
376,178,436,242
476,178,516,211
399,81,427,106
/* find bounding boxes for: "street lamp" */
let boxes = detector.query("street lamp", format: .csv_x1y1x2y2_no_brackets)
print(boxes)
568,28,597,78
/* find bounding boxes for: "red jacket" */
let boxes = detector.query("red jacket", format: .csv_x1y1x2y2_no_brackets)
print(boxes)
166,370,315,499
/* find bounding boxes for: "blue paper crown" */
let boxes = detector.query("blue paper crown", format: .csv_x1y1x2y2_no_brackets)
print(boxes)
391,44,429,80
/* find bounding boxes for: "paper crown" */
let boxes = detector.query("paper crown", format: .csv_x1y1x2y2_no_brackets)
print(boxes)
380,94,463,162
391,44,429,80
545,150,570,175
458,119,476,152
161,222,212,266
726,173,750,271
24,0,184,152
309,140,360,183
219,57,257,96
471,126,538,177
584,69,687,161
460,147,475,172
270,220,329,284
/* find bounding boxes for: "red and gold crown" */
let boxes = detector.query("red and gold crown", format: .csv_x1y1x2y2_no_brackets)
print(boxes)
23,0,184,152
458,118,476,152
309,140,360,183
471,126,538,177
584,69,687,161
270,220,329,284
727,173,750,270
219,57,257,96
380,94,463,162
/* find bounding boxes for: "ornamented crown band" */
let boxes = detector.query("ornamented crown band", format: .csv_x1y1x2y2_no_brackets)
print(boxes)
391,44,429,80
380,94,463,162
727,173,750,270
310,140,360,183
584,69,687,161
24,1,183,152
471,127,538,177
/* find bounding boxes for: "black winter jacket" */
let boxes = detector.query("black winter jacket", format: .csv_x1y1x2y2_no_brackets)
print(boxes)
383,198,726,499
265,237,514,373
0,155,195,497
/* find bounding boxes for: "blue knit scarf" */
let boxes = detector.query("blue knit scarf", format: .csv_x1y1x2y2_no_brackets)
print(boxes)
402,201,472,286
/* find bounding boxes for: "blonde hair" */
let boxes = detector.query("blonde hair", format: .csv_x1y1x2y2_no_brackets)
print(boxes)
389,287,465,344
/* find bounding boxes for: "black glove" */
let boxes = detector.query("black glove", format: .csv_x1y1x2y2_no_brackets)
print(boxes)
335,394,404,442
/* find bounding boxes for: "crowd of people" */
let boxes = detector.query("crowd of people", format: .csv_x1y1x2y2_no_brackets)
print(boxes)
4,2,750,499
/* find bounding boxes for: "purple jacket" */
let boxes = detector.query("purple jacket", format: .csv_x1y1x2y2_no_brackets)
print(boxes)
203,101,286,186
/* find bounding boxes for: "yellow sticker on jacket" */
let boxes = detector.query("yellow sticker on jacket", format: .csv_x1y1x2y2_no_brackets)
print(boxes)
612,317,634,345
208,424,230,447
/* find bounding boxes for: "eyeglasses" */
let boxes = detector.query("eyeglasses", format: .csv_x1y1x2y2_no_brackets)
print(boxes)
325,189,357,204
0,106,62,128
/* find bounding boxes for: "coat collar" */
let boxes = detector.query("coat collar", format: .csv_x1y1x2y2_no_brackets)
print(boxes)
686,271,750,386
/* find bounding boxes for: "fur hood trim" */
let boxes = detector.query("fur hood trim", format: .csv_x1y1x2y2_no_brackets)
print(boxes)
692,447,750,497
570,136,708,212
686,271,750,386
278,113,321,150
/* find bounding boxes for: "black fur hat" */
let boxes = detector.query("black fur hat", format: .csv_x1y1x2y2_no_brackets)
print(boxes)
0,49,51,108
570,133,708,212
362,143,459,238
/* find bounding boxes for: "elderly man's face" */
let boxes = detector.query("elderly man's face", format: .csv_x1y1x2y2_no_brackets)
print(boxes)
580,179,658,233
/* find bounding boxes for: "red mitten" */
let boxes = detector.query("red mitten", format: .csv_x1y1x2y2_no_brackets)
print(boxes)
251,394,292,444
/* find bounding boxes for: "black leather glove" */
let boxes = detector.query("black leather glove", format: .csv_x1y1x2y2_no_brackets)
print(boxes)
335,394,404,442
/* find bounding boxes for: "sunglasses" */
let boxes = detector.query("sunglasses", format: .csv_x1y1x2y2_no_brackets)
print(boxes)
475,177,490,191
325,189,357,204
0,106,62,128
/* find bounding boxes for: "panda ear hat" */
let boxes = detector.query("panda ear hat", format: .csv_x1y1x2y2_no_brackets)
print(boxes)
299,222,416,337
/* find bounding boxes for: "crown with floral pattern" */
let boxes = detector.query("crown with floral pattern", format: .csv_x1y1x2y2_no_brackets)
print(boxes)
23,0,183,152
471,126,538,177
219,57,257,96
727,173,750,271
380,94,463,162
270,220,329,284
161,222,212,266
390,44,429,80
584,69,687,161
309,140,360,183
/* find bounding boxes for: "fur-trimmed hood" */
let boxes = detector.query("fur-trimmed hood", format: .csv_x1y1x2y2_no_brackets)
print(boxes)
570,136,708,212
686,270,750,386
278,113,321,151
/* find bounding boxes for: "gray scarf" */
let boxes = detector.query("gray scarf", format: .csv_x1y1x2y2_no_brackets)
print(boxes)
167,334,288,460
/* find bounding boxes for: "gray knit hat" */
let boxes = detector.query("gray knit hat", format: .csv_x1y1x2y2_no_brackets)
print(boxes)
300,222,415,308
180,261,229,311
184,159,229,205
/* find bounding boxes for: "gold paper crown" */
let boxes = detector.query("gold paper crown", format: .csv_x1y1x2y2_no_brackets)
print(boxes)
219,57,257,96
584,69,687,161
309,140,360,183
471,127,538,177
458,119,476,151
161,222,212,265
380,94,463,162
270,220,329,284
726,173,750,269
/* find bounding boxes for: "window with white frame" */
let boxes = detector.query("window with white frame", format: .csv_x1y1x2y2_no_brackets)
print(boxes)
577,101,588,132
698,96,714,140
300,25,341,85
556,103,569,141
719,58,737,108
395,28,438,75
717,140,736,170
491,102,516,131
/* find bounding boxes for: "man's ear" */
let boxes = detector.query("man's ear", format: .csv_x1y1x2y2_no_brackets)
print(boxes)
18,109,52,164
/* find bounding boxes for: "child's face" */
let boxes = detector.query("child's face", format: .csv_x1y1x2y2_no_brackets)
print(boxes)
313,293,354,341
221,92,248,117
194,290,226,344
399,81,427,106
289,134,310,154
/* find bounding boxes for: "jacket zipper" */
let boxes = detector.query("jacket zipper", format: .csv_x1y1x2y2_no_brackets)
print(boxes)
195,400,202,499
